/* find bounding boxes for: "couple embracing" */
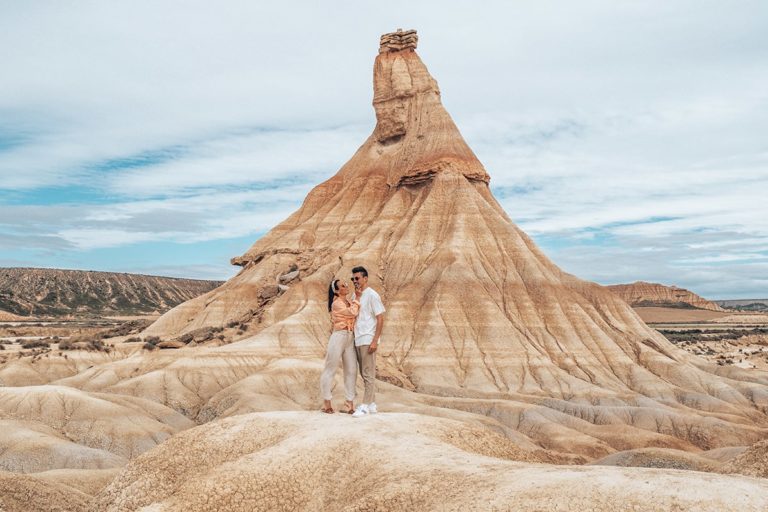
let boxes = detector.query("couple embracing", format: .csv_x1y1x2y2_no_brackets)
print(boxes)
320,266,385,417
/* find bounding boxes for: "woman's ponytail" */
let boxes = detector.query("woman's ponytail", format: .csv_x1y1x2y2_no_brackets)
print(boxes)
327,279,339,311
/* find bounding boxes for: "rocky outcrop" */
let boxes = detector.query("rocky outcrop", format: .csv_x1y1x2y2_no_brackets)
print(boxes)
0,268,222,317
607,281,725,311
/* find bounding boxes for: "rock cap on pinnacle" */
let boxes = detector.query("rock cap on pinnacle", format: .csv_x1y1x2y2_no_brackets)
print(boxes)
379,29,418,53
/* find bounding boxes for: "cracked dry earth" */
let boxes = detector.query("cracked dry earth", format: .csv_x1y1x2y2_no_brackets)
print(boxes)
95,413,768,512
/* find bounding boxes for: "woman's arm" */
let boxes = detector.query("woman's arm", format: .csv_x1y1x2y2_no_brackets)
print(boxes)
333,299,360,318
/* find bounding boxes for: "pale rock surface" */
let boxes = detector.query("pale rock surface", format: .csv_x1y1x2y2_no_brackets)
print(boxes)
97,412,768,512
0,385,194,459
607,281,725,311
0,470,92,512
0,349,125,386
0,420,126,473
32,467,121,496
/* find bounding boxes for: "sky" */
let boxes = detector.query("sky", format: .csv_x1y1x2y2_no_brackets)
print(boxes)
0,1,766,299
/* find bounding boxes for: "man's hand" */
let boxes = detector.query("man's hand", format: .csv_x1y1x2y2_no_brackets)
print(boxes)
368,340,378,353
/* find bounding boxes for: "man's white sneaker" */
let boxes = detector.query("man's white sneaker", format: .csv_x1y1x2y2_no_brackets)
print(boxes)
352,404,369,418
368,402,378,414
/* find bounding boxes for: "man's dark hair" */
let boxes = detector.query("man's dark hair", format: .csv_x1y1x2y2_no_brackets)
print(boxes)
351,266,368,278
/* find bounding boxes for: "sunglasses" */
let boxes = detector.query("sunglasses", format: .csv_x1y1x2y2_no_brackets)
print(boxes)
351,276,365,281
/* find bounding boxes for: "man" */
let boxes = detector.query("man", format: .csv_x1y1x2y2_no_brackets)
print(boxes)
350,265,385,417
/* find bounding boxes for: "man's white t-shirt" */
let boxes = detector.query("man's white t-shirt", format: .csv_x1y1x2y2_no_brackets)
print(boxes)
353,287,386,347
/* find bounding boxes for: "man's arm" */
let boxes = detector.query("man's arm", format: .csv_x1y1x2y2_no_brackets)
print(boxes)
369,313,384,353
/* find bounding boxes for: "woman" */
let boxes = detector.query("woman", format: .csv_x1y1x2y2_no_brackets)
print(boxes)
320,278,360,414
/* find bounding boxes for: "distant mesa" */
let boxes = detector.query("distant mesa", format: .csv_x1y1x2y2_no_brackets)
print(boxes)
607,281,725,312
0,268,222,318
717,298,768,312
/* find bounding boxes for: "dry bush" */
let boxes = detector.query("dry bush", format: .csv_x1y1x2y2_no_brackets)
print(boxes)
86,338,109,352
100,319,154,338
22,339,50,349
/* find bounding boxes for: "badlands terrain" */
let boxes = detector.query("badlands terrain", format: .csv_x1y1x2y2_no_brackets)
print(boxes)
0,268,222,318
1,30,767,511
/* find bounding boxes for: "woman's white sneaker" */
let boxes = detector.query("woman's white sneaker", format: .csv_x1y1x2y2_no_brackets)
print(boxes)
368,402,378,414
352,404,369,417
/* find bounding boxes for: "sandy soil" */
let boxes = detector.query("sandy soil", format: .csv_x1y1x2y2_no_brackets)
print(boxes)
634,307,731,323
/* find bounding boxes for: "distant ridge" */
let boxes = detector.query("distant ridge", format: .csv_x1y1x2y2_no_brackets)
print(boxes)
0,268,223,317
607,281,725,312
716,299,768,312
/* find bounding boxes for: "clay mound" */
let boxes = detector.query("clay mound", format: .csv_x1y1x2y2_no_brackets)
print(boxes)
0,420,126,473
0,385,194,459
722,439,768,478
607,281,725,311
0,348,124,386
56,347,767,459
97,412,768,512
588,447,720,472
33,468,121,496
0,470,92,512
701,446,748,463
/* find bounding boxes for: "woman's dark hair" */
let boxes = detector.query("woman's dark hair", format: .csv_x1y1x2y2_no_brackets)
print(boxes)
351,266,368,278
327,279,340,312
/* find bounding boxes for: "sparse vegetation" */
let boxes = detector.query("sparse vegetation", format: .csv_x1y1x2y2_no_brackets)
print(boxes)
22,339,50,349
99,319,154,338
57,335,111,352
658,327,768,344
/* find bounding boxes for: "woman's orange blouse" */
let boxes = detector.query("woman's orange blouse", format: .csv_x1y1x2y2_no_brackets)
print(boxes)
331,297,360,331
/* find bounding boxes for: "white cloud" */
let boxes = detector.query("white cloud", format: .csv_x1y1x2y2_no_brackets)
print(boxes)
0,1,766,295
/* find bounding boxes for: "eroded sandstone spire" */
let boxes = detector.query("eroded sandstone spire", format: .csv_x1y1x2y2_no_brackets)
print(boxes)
136,31,768,456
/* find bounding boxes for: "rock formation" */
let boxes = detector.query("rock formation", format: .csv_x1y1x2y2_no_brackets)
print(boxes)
0,268,222,317
607,281,725,311
139,30,768,453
